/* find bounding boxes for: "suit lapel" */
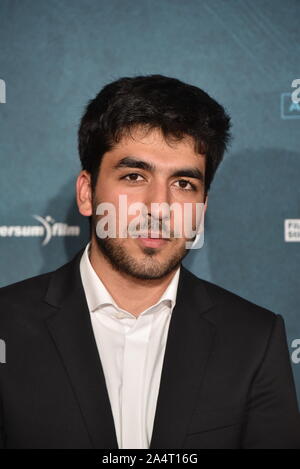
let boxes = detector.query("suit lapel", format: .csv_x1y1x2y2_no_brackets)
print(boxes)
43,247,217,449
44,248,119,449
149,265,217,448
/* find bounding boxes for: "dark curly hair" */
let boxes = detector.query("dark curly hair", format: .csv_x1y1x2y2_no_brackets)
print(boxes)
78,74,232,227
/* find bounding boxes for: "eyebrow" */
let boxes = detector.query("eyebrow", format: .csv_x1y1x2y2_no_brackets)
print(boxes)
112,156,204,183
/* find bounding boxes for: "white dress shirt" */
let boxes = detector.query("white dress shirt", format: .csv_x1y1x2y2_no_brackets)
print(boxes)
79,241,180,449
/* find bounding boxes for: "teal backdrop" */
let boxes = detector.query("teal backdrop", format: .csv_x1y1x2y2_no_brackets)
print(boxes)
1,0,300,411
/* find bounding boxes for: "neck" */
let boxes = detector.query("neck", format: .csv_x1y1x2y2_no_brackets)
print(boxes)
88,238,179,317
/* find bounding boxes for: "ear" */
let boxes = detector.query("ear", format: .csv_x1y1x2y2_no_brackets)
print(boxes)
76,170,93,217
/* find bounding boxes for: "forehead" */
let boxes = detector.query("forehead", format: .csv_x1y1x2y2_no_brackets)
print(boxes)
102,126,205,169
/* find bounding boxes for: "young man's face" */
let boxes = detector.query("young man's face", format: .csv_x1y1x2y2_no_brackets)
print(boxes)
79,126,207,280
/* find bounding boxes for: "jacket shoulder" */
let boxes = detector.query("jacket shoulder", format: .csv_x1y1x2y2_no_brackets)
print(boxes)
182,266,278,327
0,269,56,321
0,247,84,301
0,252,78,318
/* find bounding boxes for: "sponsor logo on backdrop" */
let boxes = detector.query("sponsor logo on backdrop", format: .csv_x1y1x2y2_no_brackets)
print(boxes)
0,78,5,103
0,215,80,246
281,93,300,119
280,79,300,119
284,219,300,242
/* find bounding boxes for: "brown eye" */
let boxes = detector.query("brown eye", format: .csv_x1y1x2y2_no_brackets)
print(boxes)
174,179,196,191
121,173,144,182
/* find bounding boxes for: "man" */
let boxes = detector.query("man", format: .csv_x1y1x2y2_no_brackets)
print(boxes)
0,74,299,449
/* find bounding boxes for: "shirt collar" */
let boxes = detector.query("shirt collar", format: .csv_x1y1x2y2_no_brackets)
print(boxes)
79,241,181,316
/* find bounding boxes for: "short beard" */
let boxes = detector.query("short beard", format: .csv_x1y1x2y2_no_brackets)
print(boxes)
90,191,195,279
92,224,189,280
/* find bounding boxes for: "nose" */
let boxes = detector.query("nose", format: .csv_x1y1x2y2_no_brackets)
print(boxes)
144,179,171,237
143,179,172,231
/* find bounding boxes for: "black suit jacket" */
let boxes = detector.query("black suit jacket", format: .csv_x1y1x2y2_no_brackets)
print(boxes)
0,247,300,449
